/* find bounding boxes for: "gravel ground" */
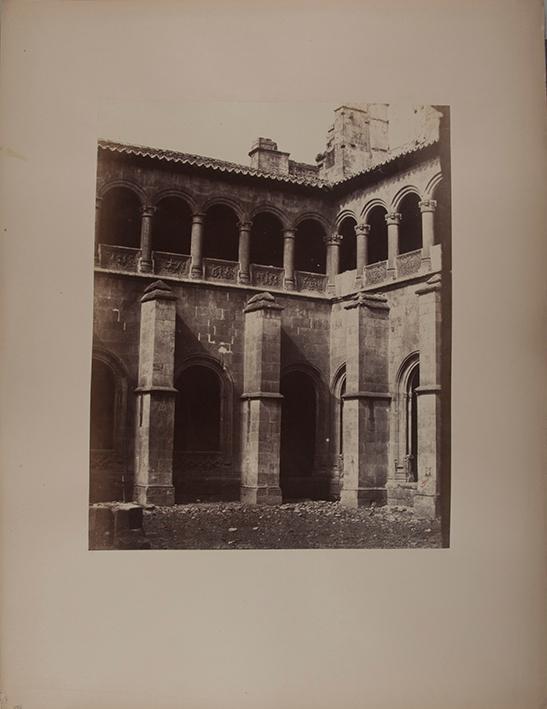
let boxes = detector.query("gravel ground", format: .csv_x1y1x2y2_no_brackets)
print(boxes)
143,501,443,549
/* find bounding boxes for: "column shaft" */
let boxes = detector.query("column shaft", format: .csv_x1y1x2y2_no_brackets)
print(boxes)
325,234,342,292
419,199,437,265
386,212,401,278
355,223,370,282
283,229,296,290
190,213,205,278
138,206,155,273
238,221,251,284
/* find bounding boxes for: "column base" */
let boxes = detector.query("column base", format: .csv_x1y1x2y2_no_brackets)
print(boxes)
413,493,440,519
238,271,250,285
190,266,203,279
240,485,282,505
420,256,431,271
284,278,295,291
138,258,153,273
340,487,387,508
134,484,175,506
387,266,396,280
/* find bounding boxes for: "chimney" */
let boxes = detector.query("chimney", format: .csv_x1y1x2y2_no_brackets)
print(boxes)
249,137,290,175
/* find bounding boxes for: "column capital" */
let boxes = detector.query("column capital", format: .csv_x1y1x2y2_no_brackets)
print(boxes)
419,199,437,213
385,211,402,226
355,222,371,236
95,196,103,209
282,228,296,239
141,205,156,218
238,220,253,231
192,212,206,223
325,232,343,246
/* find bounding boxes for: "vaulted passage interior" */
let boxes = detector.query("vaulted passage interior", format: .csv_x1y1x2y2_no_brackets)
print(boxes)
153,196,192,254
174,365,221,453
398,193,423,254
366,205,388,264
338,216,357,272
280,370,318,500
98,187,141,248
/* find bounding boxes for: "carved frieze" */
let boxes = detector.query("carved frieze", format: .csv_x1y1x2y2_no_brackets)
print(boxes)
153,252,191,278
99,245,140,272
204,258,238,283
251,265,284,289
296,270,328,293
396,249,422,277
365,260,388,285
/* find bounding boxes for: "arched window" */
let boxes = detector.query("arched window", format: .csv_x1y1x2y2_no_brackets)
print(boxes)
90,359,116,450
294,219,326,274
398,193,422,254
174,366,221,452
250,212,283,267
366,205,388,264
433,179,451,247
338,216,357,273
98,187,141,248
406,364,420,481
280,370,317,499
152,196,192,255
203,204,239,261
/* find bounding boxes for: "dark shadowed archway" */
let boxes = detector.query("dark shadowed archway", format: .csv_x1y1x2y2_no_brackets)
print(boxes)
174,365,221,453
98,187,141,248
338,216,357,273
295,219,326,274
399,193,422,254
152,196,192,254
250,212,284,267
366,205,388,264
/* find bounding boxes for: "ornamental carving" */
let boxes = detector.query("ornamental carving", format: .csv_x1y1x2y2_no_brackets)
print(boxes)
205,259,238,282
324,233,343,246
397,249,422,277
365,260,388,285
296,271,328,293
419,199,437,213
100,245,139,272
251,265,283,288
154,252,191,277
385,211,402,225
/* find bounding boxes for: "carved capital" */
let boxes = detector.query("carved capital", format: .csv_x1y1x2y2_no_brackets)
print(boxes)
238,221,253,232
385,212,402,226
419,199,437,213
141,205,156,219
283,228,296,240
95,196,103,210
192,212,206,224
355,223,371,236
325,233,343,246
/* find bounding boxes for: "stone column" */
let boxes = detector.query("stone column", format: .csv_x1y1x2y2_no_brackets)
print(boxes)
414,274,442,519
283,228,296,290
190,212,205,278
325,233,342,293
419,199,437,267
240,292,284,504
340,291,391,507
385,211,401,279
138,205,156,273
355,222,370,283
94,196,102,265
134,280,177,506
238,220,252,284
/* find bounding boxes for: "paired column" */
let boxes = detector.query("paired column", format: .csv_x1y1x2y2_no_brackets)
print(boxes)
138,205,156,273
238,221,252,284
134,280,177,506
190,212,205,278
283,228,296,290
385,211,401,279
355,222,370,283
340,292,391,507
414,274,442,519
419,199,437,267
240,292,284,505
325,233,342,293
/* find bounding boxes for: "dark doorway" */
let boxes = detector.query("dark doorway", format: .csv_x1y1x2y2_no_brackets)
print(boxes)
90,359,116,450
280,371,317,499
399,193,422,254
406,365,420,481
98,187,141,248
152,196,192,254
203,204,239,261
250,212,284,267
174,366,221,452
367,206,388,264
295,219,326,274
338,216,357,273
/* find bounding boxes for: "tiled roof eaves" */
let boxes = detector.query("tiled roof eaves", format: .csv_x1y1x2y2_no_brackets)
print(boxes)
98,140,330,189
98,138,439,194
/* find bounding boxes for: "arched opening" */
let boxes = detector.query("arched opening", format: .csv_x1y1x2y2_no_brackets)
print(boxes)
250,212,284,267
398,193,422,254
174,366,221,452
295,219,326,274
98,187,141,248
280,370,317,500
203,204,239,261
90,359,116,450
406,364,420,482
366,205,388,264
338,216,357,273
152,196,192,254
339,376,346,457
433,179,451,247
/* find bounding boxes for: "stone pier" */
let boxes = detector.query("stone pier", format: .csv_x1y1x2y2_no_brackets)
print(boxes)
240,292,284,504
134,280,177,506
340,291,391,507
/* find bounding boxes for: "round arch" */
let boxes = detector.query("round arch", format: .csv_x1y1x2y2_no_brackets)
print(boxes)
361,198,389,222
391,185,423,211
249,203,289,229
424,172,443,199
151,188,197,213
98,179,146,204
335,209,358,229
200,196,244,221
293,211,331,232
394,352,420,482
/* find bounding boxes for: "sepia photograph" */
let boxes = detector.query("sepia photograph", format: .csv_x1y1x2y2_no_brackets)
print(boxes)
89,102,452,550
